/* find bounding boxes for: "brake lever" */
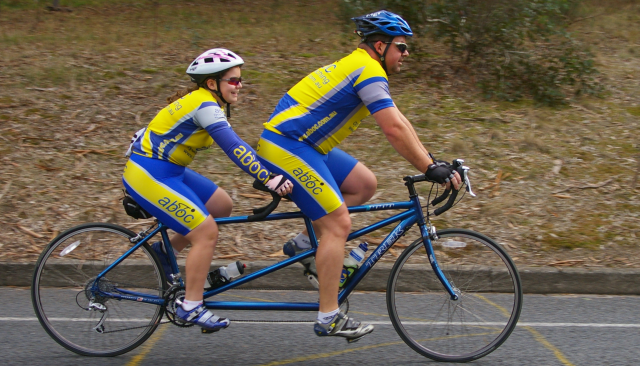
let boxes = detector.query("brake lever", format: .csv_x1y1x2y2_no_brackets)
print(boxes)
461,166,476,197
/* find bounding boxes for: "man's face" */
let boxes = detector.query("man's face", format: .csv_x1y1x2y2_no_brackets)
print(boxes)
382,36,409,75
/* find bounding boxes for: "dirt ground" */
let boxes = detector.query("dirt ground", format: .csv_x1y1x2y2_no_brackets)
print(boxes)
0,1,638,268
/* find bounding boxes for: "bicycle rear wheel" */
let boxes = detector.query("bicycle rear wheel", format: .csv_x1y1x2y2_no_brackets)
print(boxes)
387,228,522,362
31,223,167,357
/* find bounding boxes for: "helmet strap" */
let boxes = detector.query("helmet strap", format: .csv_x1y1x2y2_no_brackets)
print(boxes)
203,77,231,118
366,36,394,75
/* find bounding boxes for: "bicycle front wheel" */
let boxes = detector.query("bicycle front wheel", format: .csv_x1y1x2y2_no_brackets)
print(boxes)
387,228,522,363
31,223,167,357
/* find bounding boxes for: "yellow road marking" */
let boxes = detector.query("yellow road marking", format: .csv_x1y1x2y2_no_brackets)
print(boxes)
524,326,576,366
257,332,497,366
126,324,168,366
474,294,576,366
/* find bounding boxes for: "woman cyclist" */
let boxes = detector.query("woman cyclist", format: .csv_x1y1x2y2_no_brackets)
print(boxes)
122,48,292,332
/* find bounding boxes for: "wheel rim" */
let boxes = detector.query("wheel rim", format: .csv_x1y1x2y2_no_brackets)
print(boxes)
388,230,522,361
32,225,165,356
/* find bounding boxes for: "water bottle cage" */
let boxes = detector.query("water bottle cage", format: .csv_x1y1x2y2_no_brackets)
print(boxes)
339,266,358,288
205,270,230,291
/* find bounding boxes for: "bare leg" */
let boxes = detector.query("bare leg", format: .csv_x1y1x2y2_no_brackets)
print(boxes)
167,188,232,252
183,215,218,301
301,163,376,239
313,204,351,312
340,162,377,206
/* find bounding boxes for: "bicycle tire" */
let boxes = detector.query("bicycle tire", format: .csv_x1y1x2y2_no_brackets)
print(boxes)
31,223,167,357
386,228,522,362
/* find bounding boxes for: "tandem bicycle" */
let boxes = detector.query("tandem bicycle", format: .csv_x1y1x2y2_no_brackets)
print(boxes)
31,159,522,363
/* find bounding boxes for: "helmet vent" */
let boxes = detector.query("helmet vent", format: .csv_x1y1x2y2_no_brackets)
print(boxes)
204,57,214,63
221,59,230,62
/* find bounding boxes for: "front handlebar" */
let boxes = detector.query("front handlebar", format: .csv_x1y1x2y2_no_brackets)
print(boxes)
404,158,476,216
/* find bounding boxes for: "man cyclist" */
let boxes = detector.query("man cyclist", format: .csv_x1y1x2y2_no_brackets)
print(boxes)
256,10,461,341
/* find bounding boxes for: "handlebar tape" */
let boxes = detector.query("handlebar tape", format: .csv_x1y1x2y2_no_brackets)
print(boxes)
247,180,282,222
433,187,459,216
431,188,451,206
431,165,465,216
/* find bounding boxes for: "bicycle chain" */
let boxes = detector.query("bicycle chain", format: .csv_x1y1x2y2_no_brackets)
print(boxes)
84,279,321,333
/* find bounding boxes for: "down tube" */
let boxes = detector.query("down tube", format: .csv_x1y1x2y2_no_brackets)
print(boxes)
338,213,418,302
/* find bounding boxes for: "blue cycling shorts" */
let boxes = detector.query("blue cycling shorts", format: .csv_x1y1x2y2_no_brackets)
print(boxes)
122,153,218,236
256,130,358,221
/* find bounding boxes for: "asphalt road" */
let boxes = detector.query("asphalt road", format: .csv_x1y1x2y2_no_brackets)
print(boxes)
3,287,639,366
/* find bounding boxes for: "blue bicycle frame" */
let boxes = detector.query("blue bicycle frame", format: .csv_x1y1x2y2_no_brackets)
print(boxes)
91,181,459,310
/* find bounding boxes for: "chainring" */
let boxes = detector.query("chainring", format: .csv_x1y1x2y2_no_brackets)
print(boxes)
164,286,195,327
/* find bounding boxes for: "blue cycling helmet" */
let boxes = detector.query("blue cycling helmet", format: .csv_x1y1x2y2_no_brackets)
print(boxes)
352,10,412,75
352,10,413,39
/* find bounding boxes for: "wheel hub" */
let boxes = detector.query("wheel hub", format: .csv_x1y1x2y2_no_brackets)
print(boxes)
83,276,115,304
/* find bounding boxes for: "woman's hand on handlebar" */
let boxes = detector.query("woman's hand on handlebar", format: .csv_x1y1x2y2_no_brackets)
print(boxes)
266,174,293,196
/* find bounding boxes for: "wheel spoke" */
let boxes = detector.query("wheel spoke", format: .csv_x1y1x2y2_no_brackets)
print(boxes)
387,229,522,362
32,223,166,357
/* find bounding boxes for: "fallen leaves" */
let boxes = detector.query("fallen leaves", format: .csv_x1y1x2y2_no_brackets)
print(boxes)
16,224,44,238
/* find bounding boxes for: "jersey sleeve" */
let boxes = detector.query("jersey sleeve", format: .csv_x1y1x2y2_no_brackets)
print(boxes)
193,101,231,132
205,123,272,184
354,75,394,114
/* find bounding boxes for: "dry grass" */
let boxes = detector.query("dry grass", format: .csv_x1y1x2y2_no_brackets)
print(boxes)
0,0,639,268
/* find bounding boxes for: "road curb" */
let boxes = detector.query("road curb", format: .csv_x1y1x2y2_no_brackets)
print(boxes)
5,261,640,295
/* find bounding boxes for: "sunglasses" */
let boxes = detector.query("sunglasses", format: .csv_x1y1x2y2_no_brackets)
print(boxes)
220,77,242,86
384,42,408,53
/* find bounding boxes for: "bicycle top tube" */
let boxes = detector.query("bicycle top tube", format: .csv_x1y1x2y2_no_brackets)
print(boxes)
214,200,415,225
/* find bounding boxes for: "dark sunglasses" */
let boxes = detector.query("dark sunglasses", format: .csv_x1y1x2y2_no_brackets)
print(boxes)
384,42,408,53
220,77,242,86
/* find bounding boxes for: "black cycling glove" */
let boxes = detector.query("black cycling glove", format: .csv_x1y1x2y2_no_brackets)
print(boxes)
425,157,455,185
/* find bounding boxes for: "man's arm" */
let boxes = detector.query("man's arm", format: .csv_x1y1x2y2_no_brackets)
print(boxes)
395,105,430,157
373,106,433,171
373,106,461,189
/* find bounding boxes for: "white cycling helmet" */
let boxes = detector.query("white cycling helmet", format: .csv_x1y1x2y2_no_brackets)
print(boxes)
186,48,244,85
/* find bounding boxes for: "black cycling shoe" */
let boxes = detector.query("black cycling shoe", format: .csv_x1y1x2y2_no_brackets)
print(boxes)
313,312,374,343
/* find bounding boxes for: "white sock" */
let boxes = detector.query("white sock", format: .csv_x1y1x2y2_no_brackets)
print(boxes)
182,299,203,311
293,233,311,249
317,308,339,324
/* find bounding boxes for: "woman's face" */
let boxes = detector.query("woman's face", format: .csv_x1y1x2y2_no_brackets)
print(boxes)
208,66,242,105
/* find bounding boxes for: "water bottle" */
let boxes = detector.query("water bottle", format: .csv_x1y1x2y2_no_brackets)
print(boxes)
206,261,245,290
339,242,368,288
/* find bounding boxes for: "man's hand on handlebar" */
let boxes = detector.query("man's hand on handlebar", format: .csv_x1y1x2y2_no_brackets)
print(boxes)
425,160,462,190
265,174,293,196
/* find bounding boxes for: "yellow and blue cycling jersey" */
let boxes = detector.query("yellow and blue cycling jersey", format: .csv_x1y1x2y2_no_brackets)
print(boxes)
263,48,394,154
124,87,273,235
130,87,271,184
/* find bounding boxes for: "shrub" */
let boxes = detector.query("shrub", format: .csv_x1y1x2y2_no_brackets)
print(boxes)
338,0,602,106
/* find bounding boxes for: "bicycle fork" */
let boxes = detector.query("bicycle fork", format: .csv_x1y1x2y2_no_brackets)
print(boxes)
419,223,460,301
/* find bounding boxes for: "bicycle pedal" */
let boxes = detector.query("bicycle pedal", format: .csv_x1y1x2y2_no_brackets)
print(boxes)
347,336,364,344
201,328,221,334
